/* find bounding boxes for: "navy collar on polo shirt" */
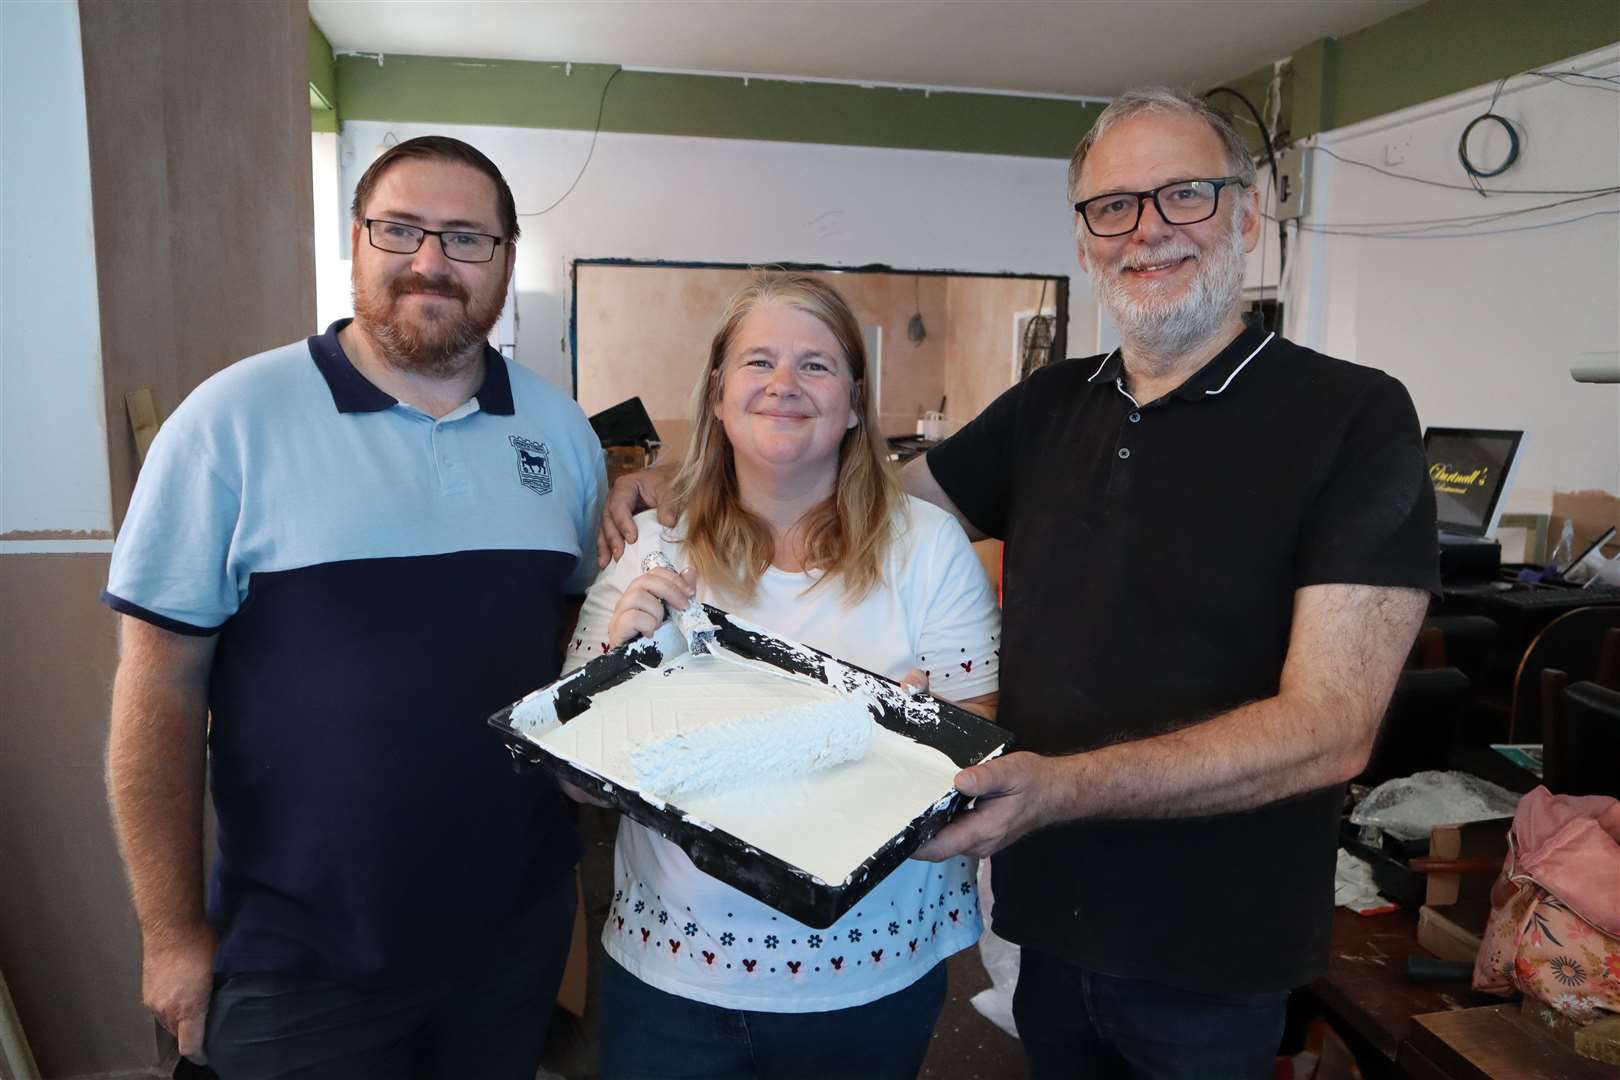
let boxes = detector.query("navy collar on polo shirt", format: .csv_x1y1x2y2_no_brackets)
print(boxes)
1085,316,1275,406
308,318,515,416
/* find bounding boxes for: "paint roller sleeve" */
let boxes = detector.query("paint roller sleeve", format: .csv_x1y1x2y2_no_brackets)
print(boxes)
629,698,874,800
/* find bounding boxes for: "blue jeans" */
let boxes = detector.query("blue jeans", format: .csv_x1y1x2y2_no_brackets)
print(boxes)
599,955,947,1079
203,871,576,1080
1012,949,1287,1079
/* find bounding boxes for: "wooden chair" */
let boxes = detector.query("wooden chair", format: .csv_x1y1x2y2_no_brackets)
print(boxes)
1508,607,1620,742
1358,666,1472,786
1543,680,1620,797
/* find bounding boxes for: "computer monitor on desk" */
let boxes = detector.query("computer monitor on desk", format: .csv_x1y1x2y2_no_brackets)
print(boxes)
1425,427,1524,537
1425,427,1524,585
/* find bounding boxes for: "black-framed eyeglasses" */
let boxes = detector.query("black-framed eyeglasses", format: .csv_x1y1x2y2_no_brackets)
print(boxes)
362,218,505,263
1073,177,1245,238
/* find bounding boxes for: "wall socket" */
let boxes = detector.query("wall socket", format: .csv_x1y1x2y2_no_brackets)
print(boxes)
1272,146,1308,222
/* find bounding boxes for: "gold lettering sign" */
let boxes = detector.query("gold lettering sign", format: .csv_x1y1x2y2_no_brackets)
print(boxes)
1429,462,1490,496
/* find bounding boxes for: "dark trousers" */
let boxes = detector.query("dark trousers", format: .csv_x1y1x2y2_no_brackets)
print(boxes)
203,871,576,1080
598,955,948,1080
1012,948,1287,1080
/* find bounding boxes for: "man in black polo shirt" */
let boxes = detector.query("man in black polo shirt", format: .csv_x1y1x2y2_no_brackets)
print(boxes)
906,88,1437,1076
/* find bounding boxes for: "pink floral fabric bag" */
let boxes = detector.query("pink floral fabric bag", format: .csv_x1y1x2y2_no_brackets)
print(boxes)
1472,786,1620,1021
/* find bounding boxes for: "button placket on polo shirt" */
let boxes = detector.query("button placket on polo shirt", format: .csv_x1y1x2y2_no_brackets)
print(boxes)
1103,380,1142,505
431,402,482,496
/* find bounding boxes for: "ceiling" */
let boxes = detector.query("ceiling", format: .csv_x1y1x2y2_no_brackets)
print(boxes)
309,0,1422,100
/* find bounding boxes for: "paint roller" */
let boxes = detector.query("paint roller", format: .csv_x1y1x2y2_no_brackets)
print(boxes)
630,697,874,799
628,551,873,798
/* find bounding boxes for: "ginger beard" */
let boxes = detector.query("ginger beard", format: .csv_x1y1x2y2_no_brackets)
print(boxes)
352,268,507,378
1087,204,1248,358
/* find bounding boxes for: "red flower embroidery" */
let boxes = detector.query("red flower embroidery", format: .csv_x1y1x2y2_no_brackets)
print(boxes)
668,939,681,955
1514,956,1537,983
960,660,973,673
1604,953,1620,982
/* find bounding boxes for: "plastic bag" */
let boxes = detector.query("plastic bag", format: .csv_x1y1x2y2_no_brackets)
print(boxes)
968,859,1021,1038
1348,770,1521,843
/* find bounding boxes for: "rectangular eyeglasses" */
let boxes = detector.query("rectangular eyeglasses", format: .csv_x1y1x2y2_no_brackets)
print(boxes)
1073,177,1245,238
362,218,504,263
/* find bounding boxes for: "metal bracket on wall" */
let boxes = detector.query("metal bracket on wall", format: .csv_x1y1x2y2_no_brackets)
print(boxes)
125,388,160,467
1272,146,1309,222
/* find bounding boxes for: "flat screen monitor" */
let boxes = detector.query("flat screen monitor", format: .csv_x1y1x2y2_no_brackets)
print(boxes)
1423,427,1524,537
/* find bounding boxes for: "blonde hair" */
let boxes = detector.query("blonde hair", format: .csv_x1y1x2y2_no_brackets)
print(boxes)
670,270,900,603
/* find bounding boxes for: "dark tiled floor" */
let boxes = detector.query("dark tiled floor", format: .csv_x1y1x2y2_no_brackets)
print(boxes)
540,805,1026,1080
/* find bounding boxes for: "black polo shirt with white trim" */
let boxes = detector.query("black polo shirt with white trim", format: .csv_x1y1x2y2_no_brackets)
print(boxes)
927,318,1437,994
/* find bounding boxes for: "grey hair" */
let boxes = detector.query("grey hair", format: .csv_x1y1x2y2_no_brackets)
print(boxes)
1067,86,1257,203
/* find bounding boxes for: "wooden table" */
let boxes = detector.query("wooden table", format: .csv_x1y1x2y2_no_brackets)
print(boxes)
1305,908,1612,1078
1398,1004,1618,1079
1306,907,1495,1069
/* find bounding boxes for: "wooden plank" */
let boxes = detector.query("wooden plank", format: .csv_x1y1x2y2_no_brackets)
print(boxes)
1403,1004,1619,1079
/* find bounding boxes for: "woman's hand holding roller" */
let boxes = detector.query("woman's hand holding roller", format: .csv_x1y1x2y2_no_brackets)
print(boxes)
607,566,698,647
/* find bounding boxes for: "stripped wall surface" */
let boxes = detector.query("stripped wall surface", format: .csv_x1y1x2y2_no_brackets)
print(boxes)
1,1,314,1076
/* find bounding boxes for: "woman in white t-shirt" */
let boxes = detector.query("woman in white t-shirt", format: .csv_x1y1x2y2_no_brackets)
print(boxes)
566,271,999,1079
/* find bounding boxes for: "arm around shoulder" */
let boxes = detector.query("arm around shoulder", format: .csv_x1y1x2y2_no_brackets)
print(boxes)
900,456,986,542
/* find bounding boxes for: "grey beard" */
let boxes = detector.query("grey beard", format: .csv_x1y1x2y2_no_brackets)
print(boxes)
1095,225,1247,360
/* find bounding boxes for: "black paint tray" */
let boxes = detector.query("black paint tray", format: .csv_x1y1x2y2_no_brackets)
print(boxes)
488,605,1012,929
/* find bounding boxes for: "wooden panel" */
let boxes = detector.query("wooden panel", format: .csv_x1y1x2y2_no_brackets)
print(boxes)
573,264,1069,449
1401,1004,1618,1080
574,264,954,443
0,553,151,1076
79,0,315,527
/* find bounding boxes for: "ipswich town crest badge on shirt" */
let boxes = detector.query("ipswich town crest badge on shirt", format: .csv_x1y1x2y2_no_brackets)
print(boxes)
509,435,553,495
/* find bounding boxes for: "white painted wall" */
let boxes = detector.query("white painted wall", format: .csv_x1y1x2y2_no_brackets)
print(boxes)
311,130,353,332
1,0,111,541
329,122,1093,395
1283,46,1620,514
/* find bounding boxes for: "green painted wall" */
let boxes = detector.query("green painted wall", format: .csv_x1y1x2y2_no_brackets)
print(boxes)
1222,0,1618,145
310,20,336,132
312,0,1616,155
333,53,1103,159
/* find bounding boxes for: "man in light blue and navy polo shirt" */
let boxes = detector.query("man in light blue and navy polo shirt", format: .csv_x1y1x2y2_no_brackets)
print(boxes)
104,137,604,1080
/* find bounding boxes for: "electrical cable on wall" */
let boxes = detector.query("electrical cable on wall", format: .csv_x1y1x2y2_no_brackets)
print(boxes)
1291,208,1617,240
1307,145,1617,196
1204,84,1281,329
519,66,623,217
1306,67,1619,198
1458,74,1520,195
1264,189,1617,233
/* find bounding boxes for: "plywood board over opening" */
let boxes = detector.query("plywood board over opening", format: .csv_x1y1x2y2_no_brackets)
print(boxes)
572,261,1067,457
